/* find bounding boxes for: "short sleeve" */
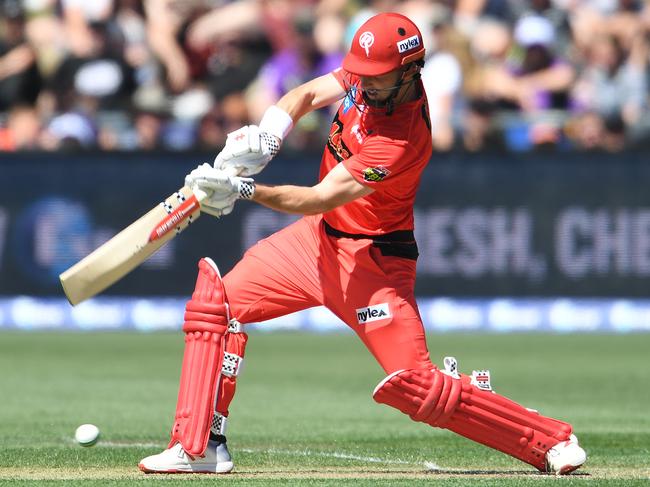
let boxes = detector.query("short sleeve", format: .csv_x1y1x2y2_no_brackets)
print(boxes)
332,68,358,91
342,136,413,191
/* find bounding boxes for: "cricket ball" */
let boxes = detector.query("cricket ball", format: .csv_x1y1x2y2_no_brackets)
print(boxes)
75,423,100,447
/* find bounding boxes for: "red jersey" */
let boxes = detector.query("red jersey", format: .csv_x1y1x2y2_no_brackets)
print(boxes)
319,69,433,235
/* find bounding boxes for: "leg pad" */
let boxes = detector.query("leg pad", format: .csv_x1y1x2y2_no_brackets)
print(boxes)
373,367,573,471
170,258,229,456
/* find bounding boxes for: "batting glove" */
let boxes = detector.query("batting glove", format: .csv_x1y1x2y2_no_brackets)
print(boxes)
185,163,255,217
214,125,280,177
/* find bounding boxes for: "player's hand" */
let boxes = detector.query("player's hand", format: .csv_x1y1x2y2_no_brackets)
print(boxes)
213,125,280,177
185,163,255,217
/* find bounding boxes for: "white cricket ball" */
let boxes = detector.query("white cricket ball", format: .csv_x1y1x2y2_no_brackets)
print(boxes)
75,423,100,447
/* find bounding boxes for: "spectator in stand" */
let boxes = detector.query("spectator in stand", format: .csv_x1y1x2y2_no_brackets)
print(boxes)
420,8,463,151
571,33,647,132
114,1,158,96
0,104,42,150
41,111,98,150
246,10,345,148
453,0,512,38
459,18,511,151
507,0,573,49
1,0,650,153
466,15,575,150
144,0,270,94
0,0,41,110
482,15,575,113
142,0,274,149
60,0,115,59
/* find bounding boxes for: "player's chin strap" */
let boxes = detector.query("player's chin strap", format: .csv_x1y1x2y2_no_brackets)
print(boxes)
373,357,574,472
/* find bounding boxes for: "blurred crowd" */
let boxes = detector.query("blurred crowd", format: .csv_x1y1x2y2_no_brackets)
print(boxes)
1,0,650,153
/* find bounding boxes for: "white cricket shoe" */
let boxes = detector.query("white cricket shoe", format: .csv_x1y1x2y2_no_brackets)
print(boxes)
139,439,234,474
545,434,586,475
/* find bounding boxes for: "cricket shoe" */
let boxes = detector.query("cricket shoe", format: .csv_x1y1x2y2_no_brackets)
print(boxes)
139,438,233,474
545,434,586,475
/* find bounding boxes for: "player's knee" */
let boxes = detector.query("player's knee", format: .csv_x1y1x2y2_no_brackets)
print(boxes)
372,367,462,427
183,258,229,334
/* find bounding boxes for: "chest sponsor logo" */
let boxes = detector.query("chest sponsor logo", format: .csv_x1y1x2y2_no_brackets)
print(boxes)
356,303,391,324
397,34,420,54
362,166,390,182
327,114,352,162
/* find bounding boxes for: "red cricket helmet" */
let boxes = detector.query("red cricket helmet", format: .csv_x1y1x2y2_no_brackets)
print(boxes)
342,12,426,77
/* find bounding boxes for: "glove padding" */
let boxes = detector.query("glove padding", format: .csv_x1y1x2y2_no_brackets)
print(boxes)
214,125,280,177
185,163,255,218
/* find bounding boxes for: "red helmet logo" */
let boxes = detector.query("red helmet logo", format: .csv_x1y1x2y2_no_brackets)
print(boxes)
358,31,375,57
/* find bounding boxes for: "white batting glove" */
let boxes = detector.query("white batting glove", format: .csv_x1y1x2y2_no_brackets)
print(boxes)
214,105,294,176
214,125,280,177
185,163,255,217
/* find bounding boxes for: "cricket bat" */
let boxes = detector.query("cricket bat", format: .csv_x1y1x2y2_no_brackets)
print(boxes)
59,185,208,306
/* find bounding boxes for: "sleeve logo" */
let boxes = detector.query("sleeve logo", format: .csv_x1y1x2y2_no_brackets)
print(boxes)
362,166,391,182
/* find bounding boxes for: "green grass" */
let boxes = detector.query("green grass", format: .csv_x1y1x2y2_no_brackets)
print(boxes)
0,331,648,486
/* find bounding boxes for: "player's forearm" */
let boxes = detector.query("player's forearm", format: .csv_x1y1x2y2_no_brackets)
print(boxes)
251,184,334,215
275,74,345,123
275,85,320,123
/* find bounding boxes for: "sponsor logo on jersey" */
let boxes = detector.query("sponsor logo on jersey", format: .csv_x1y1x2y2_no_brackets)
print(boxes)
327,114,352,162
397,34,420,54
356,303,391,324
362,166,390,182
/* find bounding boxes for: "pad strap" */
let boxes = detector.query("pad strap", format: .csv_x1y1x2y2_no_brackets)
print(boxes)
211,412,228,436
215,321,249,418
222,352,244,377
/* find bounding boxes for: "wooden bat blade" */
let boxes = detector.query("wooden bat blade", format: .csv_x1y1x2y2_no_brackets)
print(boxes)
59,186,203,306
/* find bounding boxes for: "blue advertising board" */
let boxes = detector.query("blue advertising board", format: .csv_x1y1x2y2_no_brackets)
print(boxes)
1,151,650,298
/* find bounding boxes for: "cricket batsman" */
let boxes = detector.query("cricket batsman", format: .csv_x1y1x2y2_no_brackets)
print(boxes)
139,12,587,475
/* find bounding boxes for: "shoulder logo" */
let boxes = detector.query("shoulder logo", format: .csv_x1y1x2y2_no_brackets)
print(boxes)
397,34,420,54
359,31,374,57
362,166,390,182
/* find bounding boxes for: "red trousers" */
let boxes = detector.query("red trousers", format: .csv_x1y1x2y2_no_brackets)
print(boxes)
223,215,432,373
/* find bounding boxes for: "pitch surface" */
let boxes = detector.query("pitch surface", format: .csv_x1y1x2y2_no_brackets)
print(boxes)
0,331,648,485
